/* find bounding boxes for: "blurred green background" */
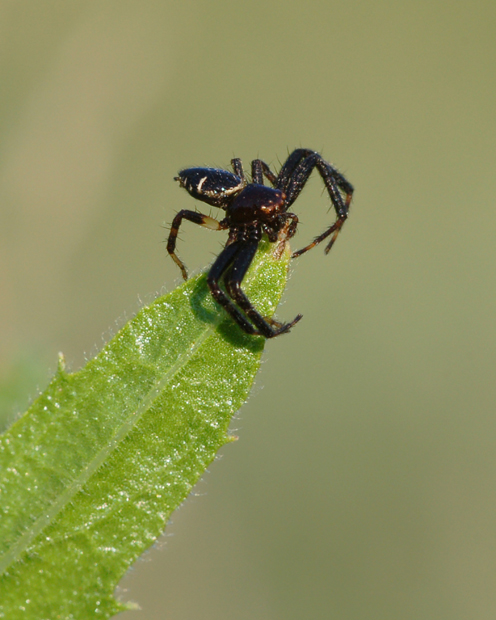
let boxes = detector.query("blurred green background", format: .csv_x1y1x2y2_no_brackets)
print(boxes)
1,1,495,618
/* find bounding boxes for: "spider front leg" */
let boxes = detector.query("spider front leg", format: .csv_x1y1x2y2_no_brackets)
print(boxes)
291,216,346,258
167,209,227,280
277,149,352,205
206,242,259,335
276,149,354,257
207,240,301,337
224,241,302,338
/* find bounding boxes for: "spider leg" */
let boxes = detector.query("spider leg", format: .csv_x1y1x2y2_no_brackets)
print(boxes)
271,212,299,259
207,242,259,335
231,158,246,180
278,149,353,213
223,241,302,338
291,218,345,258
276,149,349,195
251,159,278,186
167,209,227,280
276,149,310,191
276,149,353,257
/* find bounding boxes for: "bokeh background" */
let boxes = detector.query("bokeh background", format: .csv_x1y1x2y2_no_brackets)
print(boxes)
1,1,495,619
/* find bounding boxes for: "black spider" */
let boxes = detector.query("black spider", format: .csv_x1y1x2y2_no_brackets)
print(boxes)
167,148,353,338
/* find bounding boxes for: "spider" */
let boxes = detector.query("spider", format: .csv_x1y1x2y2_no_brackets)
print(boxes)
167,148,353,338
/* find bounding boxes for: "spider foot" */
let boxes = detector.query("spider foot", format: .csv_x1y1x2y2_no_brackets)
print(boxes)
324,219,345,255
169,252,189,280
263,313,303,337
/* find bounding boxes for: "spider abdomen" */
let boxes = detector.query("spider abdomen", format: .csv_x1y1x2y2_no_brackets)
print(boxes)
175,167,244,207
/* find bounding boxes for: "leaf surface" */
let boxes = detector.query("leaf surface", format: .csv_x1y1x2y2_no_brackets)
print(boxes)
0,239,291,619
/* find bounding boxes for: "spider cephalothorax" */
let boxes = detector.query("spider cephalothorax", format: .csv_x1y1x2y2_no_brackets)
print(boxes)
167,149,353,338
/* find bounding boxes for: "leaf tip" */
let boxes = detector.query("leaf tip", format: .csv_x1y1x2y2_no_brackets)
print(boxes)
57,351,66,373
120,599,141,612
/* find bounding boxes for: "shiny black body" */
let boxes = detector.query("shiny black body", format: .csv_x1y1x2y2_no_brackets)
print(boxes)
167,149,353,338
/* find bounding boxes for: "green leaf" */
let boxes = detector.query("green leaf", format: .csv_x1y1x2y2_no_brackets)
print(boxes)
0,239,291,619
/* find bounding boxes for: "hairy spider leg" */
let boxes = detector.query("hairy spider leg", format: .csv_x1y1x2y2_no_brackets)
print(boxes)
167,209,227,280
275,149,353,257
224,241,302,338
276,150,352,213
208,240,302,338
206,242,259,335
272,212,299,260
291,218,343,258
250,159,278,186
231,158,246,180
